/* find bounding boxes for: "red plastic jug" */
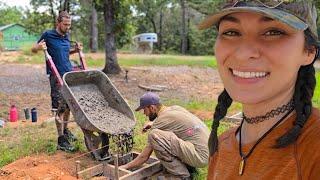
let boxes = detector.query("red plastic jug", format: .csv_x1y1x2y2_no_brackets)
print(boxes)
9,105,18,122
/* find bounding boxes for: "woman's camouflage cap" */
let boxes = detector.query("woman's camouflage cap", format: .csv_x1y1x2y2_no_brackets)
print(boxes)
199,0,318,39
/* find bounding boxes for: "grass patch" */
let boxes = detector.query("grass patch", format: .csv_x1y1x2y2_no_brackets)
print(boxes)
87,54,216,68
119,55,216,68
312,71,320,107
132,112,149,151
14,53,44,64
163,98,241,115
0,123,56,167
11,52,217,69
0,122,83,167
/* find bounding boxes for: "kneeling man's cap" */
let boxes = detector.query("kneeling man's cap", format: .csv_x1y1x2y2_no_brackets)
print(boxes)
135,92,160,111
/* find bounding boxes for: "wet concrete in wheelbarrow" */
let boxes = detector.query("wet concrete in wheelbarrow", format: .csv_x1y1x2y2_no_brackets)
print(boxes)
70,84,135,134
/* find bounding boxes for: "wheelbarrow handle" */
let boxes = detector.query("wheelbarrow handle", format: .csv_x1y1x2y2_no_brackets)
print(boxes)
71,41,87,70
78,49,87,70
44,50,64,88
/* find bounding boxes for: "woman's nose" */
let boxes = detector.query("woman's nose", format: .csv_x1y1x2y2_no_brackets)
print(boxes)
234,40,261,61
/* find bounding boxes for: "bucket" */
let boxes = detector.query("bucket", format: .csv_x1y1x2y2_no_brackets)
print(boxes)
31,108,37,122
9,105,18,122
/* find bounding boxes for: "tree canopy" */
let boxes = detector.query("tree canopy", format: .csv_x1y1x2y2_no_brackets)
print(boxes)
0,0,319,57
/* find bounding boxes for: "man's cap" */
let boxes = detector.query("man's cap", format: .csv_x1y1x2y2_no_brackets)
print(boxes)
198,0,318,40
135,92,160,111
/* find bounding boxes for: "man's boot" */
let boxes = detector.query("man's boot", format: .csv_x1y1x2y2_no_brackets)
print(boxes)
64,128,77,142
57,135,75,152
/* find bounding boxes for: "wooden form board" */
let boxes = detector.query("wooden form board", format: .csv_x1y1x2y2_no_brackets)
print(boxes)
77,152,162,179
120,161,162,180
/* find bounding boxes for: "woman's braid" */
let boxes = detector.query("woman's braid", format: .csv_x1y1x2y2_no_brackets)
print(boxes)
275,64,316,148
209,89,233,156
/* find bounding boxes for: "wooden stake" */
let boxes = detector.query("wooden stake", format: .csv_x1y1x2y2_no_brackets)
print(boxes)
76,160,81,179
114,155,119,180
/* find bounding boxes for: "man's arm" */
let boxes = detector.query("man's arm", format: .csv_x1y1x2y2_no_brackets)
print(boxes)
120,145,153,170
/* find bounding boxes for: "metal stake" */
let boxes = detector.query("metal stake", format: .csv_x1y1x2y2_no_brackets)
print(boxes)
125,70,129,83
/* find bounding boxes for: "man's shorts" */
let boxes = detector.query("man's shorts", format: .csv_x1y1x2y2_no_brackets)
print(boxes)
49,75,69,114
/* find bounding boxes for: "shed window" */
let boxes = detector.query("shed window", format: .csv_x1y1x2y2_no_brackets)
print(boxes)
12,35,22,41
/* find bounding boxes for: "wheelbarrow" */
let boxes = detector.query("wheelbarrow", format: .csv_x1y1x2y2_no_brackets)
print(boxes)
44,48,136,161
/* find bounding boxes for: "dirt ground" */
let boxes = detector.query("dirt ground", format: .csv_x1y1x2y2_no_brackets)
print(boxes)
0,51,224,179
0,152,100,180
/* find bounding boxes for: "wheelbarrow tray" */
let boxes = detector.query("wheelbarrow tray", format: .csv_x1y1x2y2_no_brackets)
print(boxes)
61,70,135,134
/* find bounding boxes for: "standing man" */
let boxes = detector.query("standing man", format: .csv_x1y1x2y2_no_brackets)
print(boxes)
32,11,81,152
120,92,209,179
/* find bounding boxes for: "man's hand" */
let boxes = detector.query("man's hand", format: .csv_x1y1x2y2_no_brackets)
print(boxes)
31,39,46,53
118,145,153,170
142,121,153,133
38,39,47,50
75,42,83,52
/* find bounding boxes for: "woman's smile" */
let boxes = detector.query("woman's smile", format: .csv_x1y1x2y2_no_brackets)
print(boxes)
231,69,269,79
229,68,270,84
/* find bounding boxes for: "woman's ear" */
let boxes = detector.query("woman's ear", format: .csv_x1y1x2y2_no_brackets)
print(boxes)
302,46,317,65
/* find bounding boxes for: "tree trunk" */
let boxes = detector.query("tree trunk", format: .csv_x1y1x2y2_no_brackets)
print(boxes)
90,3,98,52
49,0,56,28
59,0,63,11
187,12,190,52
103,0,121,74
63,0,70,12
147,15,157,34
158,9,163,51
180,0,187,54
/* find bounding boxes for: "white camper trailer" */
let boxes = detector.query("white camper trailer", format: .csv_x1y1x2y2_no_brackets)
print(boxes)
132,33,158,54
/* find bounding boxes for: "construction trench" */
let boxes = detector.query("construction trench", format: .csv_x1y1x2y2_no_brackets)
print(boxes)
61,70,162,179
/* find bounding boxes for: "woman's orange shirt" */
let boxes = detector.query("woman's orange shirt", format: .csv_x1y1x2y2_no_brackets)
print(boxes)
207,108,320,180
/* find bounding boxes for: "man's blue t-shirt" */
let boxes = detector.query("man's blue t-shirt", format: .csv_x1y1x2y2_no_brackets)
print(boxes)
38,29,72,76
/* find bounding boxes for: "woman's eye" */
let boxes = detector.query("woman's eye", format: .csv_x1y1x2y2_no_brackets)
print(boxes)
222,31,240,36
264,30,285,36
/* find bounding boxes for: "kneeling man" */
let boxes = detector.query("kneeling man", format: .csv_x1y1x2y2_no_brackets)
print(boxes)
120,92,209,179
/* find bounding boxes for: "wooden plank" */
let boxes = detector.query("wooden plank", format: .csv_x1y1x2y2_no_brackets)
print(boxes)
104,164,132,179
78,163,130,179
77,164,104,179
120,161,162,180
77,152,161,179
91,177,107,180
138,84,163,92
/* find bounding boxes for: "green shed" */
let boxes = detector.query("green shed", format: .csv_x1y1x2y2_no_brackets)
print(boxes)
0,24,38,51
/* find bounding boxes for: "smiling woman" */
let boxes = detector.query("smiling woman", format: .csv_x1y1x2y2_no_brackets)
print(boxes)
215,12,311,104
199,0,320,179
